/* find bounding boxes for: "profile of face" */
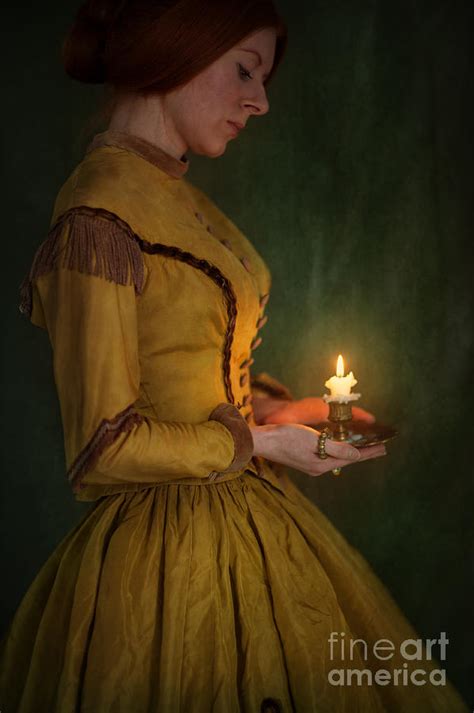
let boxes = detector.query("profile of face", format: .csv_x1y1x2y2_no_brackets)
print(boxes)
161,27,277,158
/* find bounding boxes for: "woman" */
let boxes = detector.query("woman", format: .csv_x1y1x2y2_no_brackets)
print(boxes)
0,1,469,711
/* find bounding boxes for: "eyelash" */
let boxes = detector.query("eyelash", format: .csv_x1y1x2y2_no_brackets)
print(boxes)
238,63,253,81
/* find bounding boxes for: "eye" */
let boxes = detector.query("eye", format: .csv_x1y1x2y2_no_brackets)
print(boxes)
237,63,253,81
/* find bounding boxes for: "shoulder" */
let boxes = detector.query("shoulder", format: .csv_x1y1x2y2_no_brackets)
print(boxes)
51,145,180,234
19,208,148,322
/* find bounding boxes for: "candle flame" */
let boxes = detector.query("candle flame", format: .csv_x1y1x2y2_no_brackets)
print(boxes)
336,354,344,377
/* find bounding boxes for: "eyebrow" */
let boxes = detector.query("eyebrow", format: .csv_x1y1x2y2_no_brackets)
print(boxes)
240,48,270,80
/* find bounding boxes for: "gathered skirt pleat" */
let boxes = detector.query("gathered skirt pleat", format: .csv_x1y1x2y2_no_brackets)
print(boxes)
0,473,469,713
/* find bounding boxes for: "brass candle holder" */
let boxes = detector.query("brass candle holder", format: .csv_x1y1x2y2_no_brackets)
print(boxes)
327,400,353,443
325,398,357,475
316,355,398,476
316,395,398,476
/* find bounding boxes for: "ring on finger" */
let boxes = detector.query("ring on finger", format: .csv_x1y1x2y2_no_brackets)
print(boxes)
316,427,331,459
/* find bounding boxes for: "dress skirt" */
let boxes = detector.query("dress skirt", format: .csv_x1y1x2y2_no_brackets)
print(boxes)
0,472,469,713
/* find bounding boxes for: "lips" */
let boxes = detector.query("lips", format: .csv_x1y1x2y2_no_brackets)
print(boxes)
227,121,244,135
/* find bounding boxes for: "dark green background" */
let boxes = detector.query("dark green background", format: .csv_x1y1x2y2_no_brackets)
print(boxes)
1,0,472,706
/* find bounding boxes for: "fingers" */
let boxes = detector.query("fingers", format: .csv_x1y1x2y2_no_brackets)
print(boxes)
316,428,386,462
310,442,387,477
351,406,376,424
357,443,387,460
324,438,361,461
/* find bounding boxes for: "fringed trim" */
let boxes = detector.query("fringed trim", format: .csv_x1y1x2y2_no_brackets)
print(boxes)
67,404,144,493
20,205,238,405
19,208,146,318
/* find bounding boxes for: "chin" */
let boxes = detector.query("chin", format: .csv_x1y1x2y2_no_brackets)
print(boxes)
191,139,229,158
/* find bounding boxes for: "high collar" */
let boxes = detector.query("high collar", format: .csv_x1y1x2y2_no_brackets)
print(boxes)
85,129,190,179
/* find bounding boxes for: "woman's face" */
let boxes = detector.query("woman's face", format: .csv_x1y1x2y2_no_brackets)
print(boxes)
162,27,277,157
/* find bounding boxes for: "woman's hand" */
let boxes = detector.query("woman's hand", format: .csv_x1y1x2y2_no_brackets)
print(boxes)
255,396,376,426
250,423,386,478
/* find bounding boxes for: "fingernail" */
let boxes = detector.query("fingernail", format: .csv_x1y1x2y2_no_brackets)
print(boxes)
347,448,360,461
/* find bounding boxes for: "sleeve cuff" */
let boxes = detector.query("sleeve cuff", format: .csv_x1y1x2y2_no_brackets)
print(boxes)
207,403,254,473
250,372,294,401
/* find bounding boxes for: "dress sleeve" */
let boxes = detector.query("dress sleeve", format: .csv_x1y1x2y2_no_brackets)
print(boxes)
19,211,254,494
250,372,294,402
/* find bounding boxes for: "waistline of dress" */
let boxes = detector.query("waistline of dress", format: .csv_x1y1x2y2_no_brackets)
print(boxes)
74,457,288,502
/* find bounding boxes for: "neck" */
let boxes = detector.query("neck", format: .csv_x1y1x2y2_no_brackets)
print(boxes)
107,91,188,161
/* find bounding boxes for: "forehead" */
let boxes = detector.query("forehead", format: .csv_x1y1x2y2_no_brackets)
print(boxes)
235,28,277,71
236,28,276,56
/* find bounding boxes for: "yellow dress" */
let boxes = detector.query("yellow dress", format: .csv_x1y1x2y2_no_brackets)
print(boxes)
0,130,469,713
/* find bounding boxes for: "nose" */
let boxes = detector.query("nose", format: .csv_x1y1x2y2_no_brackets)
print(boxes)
243,84,270,117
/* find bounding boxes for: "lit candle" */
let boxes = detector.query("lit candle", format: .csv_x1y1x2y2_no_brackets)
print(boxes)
324,355,361,403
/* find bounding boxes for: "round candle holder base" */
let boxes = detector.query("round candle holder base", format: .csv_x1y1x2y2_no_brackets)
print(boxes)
314,419,398,449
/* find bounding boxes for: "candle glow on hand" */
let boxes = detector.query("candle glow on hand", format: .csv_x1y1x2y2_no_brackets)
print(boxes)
325,354,359,399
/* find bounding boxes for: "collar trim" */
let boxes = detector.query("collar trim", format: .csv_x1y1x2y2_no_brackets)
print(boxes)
86,130,190,179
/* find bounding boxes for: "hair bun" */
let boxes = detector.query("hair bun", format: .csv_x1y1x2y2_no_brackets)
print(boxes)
61,0,287,95
61,0,125,84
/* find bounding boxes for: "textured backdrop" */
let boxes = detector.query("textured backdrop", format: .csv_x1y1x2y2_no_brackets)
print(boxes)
1,0,472,704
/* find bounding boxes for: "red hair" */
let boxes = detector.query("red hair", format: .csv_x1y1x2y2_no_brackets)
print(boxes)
62,0,288,93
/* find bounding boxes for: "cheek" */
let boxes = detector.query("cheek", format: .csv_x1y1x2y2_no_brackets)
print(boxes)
196,69,239,119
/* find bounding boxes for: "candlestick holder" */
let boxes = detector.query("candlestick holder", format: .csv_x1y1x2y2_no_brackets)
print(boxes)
327,400,353,442
325,399,356,475
315,395,398,475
